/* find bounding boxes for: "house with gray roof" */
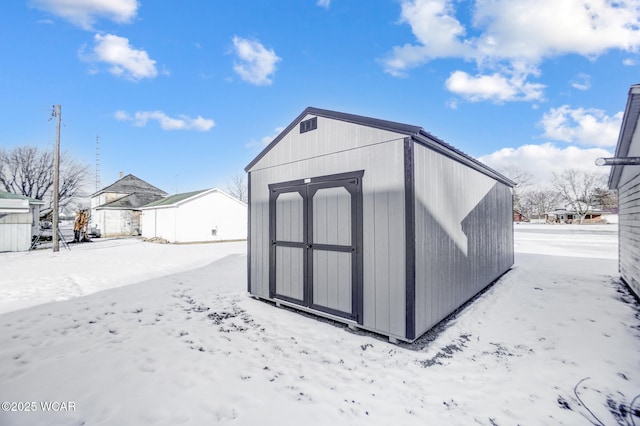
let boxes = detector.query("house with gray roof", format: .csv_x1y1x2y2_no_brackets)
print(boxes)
90,174,167,238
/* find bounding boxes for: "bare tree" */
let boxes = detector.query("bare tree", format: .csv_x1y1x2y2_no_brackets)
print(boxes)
227,173,247,203
0,145,89,207
521,189,560,220
592,187,618,210
499,166,534,216
550,168,607,224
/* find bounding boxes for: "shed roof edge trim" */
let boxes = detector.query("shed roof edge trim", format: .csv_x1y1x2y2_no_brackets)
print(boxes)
245,107,514,187
245,107,419,172
413,132,515,187
609,84,640,189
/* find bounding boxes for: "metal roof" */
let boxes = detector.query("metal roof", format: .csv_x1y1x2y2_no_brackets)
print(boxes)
0,191,45,204
95,193,165,210
91,174,167,198
140,188,247,209
142,189,208,208
245,107,515,187
609,84,640,189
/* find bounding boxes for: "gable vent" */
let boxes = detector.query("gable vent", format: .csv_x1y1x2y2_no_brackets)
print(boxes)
300,117,317,134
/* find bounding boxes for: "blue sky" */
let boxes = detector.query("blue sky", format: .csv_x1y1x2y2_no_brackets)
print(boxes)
1,0,638,195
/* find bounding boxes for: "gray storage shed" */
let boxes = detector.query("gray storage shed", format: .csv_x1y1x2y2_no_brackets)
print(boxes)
245,107,515,342
608,84,640,298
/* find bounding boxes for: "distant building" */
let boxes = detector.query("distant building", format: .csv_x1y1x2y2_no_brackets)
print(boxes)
140,188,247,243
513,210,529,222
0,192,44,252
91,174,167,238
544,207,608,224
608,84,640,298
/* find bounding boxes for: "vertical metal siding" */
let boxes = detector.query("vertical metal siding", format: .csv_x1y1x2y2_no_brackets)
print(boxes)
248,118,407,338
275,246,304,300
312,187,353,312
312,187,351,246
0,213,32,252
313,250,352,312
273,190,305,301
618,173,640,297
276,192,304,242
413,143,514,336
249,189,269,297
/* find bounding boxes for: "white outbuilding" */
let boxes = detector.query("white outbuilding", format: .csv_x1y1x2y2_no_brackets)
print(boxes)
0,192,45,252
140,188,247,243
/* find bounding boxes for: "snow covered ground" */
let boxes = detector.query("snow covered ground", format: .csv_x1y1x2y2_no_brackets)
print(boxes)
0,224,638,425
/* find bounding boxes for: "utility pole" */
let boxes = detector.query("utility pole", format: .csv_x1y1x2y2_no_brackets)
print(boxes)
96,134,101,192
52,105,61,252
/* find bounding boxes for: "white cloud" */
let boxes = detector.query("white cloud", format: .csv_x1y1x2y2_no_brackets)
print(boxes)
114,110,215,131
382,0,470,77
246,127,285,149
478,104,622,187
383,0,640,101
539,105,623,147
472,0,640,61
570,73,591,91
231,36,281,86
30,0,138,30
445,70,545,103
317,0,331,8
83,34,157,81
478,143,612,188
113,110,129,121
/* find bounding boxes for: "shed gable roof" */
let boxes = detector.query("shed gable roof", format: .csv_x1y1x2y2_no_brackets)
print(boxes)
245,107,514,187
92,174,167,198
609,84,640,189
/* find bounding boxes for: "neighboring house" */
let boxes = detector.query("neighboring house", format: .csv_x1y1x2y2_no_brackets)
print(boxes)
91,174,167,238
0,192,44,252
545,208,607,224
140,188,247,243
513,210,529,222
245,107,515,343
608,84,640,298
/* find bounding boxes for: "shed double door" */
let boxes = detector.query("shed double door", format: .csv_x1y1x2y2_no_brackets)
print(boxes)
269,172,363,323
